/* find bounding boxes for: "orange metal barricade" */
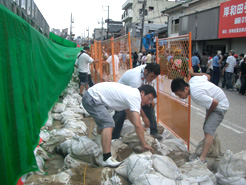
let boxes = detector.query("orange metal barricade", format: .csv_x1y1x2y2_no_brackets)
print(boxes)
90,33,133,83
156,33,192,150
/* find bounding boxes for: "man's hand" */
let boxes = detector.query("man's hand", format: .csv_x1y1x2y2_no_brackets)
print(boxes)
142,144,153,152
142,116,150,128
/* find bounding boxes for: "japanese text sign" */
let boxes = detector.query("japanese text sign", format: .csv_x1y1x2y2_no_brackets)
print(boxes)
218,0,246,38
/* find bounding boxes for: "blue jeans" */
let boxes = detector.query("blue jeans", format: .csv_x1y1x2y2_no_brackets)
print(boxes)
112,105,158,139
225,72,233,89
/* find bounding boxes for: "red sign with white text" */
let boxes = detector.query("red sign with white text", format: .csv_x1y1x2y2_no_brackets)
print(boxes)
218,0,246,38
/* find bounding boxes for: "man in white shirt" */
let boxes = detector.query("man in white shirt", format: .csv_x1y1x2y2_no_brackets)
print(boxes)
82,82,155,167
75,46,94,96
113,63,162,140
106,54,119,76
171,69,229,164
223,50,237,90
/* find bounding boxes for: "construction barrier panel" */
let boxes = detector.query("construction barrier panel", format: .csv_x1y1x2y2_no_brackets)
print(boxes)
156,33,192,149
90,33,132,83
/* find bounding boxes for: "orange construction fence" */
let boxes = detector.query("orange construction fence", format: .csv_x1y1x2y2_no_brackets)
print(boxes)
90,33,133,83
156,33,192,150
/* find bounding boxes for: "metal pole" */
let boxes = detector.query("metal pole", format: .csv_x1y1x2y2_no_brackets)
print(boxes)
139,0,146,52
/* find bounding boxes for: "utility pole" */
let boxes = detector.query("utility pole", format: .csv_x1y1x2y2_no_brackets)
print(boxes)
70,13,74,41
139,0,146,52
101,17,104,40
86,27,89,44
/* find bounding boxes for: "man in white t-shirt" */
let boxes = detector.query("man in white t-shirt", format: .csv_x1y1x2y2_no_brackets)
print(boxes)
106,54,119,76
75,46,94,96
171,69,229,164
113,63,162,140
223,50,236,90
82,82,155,167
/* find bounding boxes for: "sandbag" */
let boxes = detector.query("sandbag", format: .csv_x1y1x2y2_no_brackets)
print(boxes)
151,154,181,180
160,138,188,152
215,150,246,185
63,120,87,135
120,119,135,137
52,113,63,121
52,102,66,113
45,112,53,127
70,135,100,157
133,171,176,185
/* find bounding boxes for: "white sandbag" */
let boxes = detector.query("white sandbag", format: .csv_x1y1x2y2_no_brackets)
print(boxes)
57,139,72,156
153,139,172,155
72,93,82,104
179,160,216,185
45,112,53,127
70,136,100,157
50,128,75,138
51,172,71,184
35,155,45,174
51,113,63,121
160,138,188,152
151,154,181,180
216,150,246,182
52,102,66,113
63,120,87,135
127,153,153,182
215,173,246,185
133,171,176,185
39,130,50,142
63,154,88,169
34,147,50,160
42,135,66,153
62,94,80,107
122,132,155,149
61,110,84,121
66,107,84,115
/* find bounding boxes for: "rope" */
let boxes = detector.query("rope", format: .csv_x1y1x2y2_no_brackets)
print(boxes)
83,118,94,184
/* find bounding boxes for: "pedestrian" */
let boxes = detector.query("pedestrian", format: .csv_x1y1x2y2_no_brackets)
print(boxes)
200,52,208,73
87,63,94,87
223,50,236,90
82,82,155,167
112,63,163,140
191,51,200,73
211,50,222,86
221,53,228,88
239,56,246,95
105,52,120,80
74,46,94,96
171,68,229,164
146,51,152,63
207,56,214,81
151,52,156,63
132,51,138,68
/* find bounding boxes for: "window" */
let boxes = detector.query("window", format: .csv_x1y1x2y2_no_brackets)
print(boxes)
149,7,154,11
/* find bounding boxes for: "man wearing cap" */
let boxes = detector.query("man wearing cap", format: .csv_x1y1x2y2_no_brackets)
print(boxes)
74,46,94,96
223,50,236,90
211,50,222,86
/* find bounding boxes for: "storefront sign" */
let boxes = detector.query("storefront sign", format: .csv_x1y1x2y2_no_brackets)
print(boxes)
218,0,246,38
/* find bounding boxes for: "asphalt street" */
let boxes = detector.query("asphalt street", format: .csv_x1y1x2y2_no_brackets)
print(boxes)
190,87,246,154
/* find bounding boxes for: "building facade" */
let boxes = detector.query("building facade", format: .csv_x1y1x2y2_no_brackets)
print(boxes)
162,0,246,55
121,0,177,37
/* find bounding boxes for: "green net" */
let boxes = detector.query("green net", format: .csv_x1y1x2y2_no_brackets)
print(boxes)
0,5,81,185
49,32,77,48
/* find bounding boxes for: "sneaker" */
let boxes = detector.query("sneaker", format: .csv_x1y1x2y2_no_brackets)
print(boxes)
152,133,163,140
193,157,207,166
102,157,122,168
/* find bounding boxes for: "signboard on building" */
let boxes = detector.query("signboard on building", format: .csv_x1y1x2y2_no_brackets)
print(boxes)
218,0,246,38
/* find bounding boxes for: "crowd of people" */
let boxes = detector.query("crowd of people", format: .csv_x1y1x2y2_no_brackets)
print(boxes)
190,50,246,95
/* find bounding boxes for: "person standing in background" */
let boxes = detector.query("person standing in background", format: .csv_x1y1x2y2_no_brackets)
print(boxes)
200,52,208,73
191,51,200,73
211,50,222,86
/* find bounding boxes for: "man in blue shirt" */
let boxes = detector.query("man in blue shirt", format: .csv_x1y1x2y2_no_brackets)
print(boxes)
211,50,222,86
191,52,200,73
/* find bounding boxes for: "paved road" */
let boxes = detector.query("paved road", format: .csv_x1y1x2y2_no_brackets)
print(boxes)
190,88,246,154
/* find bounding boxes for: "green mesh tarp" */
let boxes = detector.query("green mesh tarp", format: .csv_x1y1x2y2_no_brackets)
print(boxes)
0,5,81,185
49,32,77,48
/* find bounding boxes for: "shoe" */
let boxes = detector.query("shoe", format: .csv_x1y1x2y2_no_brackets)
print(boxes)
193,157,207,166
102,157,122,168
152,133,163,140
